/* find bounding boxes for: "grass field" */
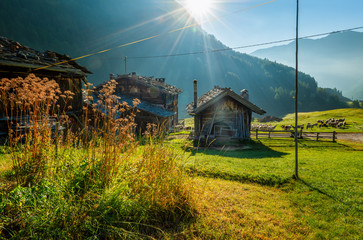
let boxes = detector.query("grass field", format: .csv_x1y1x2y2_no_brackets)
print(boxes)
256,108,363,132
165,137,363,239
1,137,362,239
1,106,362,238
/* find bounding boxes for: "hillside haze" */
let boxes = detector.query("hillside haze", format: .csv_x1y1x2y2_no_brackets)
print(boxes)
252,31,363,100
0,0,349,117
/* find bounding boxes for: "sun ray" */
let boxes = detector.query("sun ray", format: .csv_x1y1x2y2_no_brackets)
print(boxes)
183,0,215,24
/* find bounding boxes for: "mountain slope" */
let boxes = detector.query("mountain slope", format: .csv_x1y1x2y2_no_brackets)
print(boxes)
252,31,363,99
0,0,349,117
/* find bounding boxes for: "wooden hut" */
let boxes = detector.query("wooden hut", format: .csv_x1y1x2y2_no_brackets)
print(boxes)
94,72,183,132
0,36,91,133
186,80,265,145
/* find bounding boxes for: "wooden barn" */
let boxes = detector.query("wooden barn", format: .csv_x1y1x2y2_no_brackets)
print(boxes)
186,80,265,145
0,36,91,133
94,72,183,132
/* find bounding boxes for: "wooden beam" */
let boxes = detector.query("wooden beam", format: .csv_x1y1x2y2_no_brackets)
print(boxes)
208,107,218,136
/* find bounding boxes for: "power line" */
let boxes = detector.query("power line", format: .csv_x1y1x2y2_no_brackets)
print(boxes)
34,0,276,71
128,26,363,59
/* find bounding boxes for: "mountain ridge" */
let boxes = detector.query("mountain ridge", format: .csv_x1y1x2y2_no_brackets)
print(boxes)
252,30,363,99
0,0,350,117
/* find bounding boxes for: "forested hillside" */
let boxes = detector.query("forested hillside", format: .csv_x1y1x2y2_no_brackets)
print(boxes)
0,0,348,117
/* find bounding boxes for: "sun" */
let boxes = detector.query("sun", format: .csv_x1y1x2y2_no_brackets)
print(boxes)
184,0,214,23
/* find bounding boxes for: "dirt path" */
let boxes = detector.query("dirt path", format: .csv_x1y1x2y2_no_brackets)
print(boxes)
167,132,363,142
336,133,363,142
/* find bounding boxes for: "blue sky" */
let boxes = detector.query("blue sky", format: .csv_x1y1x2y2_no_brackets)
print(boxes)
179,0,363,53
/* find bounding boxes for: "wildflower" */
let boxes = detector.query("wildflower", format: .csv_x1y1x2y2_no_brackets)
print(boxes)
132,98,140,107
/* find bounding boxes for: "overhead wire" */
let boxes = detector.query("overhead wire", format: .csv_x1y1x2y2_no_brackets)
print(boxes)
128,26,363,59
34,0,276,71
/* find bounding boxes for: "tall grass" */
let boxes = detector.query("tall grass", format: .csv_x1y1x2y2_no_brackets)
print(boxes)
82,80,139,186
0,75,196,239
0,74,65,185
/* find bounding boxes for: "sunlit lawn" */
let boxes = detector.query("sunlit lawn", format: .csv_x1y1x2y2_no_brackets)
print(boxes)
1,137,362,239
0,148,11,182
176,177,311,240
167,137,363,239
254,108,363,133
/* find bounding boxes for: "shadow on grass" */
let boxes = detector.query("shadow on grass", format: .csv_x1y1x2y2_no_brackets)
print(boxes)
187,168,292,187
189,140,289,159
297,178,363,212
297,140,359,151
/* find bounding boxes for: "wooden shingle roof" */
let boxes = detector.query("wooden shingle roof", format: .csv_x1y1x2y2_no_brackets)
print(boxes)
0,36,91,76
186,86,266,115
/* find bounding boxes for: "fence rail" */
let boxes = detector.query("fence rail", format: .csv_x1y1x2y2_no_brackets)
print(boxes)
251,129,337,142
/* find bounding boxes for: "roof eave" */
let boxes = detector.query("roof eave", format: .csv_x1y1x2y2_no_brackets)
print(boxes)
190,90,266,115
193,91,228,114
0,60,90,76
226,91,266,115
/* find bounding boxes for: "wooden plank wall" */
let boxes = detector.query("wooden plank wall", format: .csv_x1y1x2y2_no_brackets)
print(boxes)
196,98,252,139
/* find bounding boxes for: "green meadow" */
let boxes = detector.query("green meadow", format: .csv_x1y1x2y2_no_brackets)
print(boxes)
1,132,362,239
256,108,363,132
0,97,362,239
166,137,363,239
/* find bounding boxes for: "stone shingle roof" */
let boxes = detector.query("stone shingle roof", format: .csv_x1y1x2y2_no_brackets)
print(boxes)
0,36,91,76
186,86,226,113
186,86,265,115
112,74,183,95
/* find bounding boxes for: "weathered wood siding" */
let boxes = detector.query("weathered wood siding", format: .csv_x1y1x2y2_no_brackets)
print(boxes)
115,78,164,105
134,110,170,133
0,69,85,117
115,77,179,111
114,76,179,130
196,97,252,140
57,76,84,113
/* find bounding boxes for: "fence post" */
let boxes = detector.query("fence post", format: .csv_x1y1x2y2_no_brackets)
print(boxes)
300,128,303,139
333,131,336,142
316,132,319,141
256,129,258,139
268,130,271,138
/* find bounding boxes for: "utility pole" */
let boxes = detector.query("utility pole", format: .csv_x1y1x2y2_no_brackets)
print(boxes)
124,56,127,74
294,0,299,179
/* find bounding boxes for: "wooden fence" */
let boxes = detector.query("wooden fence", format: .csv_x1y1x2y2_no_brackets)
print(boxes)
251,129,337,142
